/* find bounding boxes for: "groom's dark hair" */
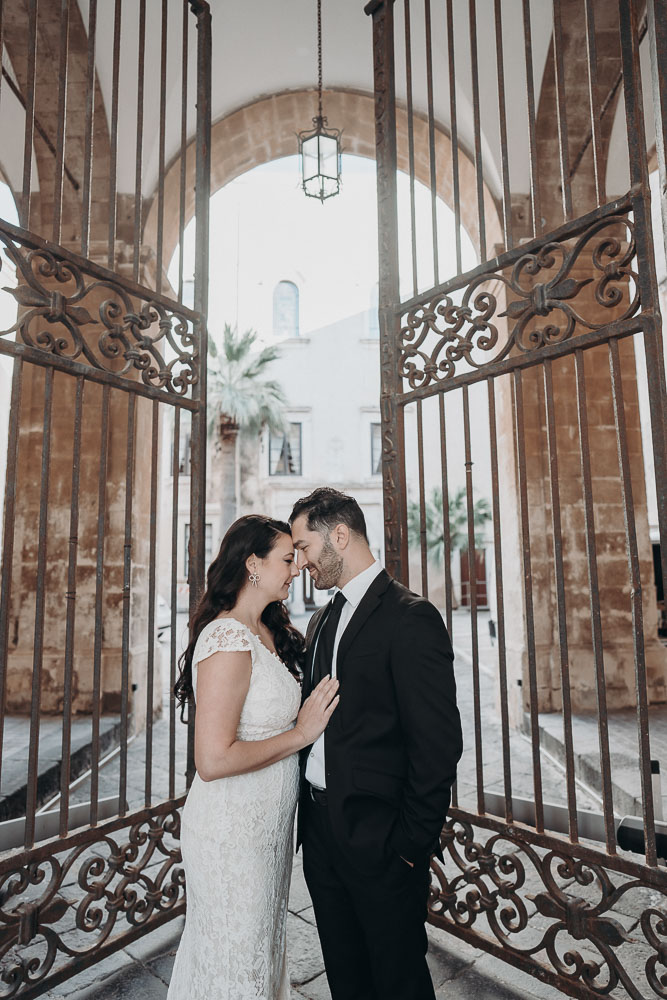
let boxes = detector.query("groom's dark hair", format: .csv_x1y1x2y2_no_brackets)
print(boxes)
290,487,368,543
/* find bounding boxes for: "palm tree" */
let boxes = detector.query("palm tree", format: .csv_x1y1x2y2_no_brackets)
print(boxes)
407,486,491,562
407,487,491,603
207,324,287,536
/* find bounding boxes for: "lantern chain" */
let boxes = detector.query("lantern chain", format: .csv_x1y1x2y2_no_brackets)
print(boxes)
317,0,323,122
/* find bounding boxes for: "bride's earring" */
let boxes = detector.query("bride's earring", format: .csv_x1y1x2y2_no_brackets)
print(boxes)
249,568,260,587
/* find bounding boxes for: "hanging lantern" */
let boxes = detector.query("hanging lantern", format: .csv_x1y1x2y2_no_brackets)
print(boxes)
297,0,342,202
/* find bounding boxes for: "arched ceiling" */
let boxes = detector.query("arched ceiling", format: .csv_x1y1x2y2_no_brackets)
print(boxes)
77,0,554,201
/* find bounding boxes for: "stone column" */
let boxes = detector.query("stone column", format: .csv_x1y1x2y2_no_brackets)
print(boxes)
6,245,163,733
497,247,666,720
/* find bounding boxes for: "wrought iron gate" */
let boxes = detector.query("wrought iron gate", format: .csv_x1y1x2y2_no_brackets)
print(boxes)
0,1,210,995
367,0,667,997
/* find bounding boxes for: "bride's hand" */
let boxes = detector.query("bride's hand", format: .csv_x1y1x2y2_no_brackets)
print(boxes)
294,676,340,746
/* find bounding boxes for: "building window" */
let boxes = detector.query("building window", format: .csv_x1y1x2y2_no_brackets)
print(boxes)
273,280,299,338
371,422,382,475
270,423,302,476
184,523,213,577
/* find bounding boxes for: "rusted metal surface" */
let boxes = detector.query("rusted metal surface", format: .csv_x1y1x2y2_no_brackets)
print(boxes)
368,0,667,995
0,0,211,991
0,801,185,999
369,0,407,584
431,812,667,1000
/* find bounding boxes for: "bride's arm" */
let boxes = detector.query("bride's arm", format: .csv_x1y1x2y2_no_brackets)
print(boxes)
194,650,339,781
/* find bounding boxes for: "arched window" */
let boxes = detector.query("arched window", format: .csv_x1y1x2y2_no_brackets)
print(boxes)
273,280,299,338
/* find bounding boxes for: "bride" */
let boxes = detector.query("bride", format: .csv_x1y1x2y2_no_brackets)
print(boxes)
168,514,339,1000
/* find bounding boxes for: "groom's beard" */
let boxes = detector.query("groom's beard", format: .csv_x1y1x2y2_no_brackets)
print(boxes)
311,537,343,590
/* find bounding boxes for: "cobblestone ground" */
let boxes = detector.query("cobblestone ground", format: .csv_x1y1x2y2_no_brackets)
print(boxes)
23,608,667,997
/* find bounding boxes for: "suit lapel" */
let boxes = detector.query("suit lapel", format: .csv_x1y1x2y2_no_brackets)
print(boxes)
302,603,330,700
336,569,391,676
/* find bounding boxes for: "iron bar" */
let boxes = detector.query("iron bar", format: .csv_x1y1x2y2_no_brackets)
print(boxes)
403,0,418,299
438,392,455,809
119,394,136,816
145,399,160,807
178,0,189,302
647,0,667,279
512,369,544,832
188,0,212,784
169,408,181,800
25,367,54,849
552,0,573,220
542,360,578,841
468,0,486,261
107,0,122,270
367,0,407,587
438,393,453,637
59,375,84,837
416,398,428,598
0,0,3,111
156,0,168,296
52,0,70,245
608,338,657,866
0,360,23,792
573,348,616,853
462,384,483,814
493,0,512,251
90,384,109,826
583,0,604,207
445,0,461,274
424,0,439,284
133,0,147,284
619,0,667,631
81,0,97,258
20,0,38,229
486,377,512,822
521,0,541,237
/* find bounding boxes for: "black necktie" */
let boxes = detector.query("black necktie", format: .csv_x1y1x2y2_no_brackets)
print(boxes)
311,591,347,688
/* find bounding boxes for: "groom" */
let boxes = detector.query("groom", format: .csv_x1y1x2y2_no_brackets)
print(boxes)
290,487,462,1000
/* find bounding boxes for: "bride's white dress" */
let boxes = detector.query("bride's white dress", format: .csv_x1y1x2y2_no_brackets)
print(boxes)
167,618,302,1000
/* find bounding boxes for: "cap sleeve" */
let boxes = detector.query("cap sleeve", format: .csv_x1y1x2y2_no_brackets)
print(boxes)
195,619,252,664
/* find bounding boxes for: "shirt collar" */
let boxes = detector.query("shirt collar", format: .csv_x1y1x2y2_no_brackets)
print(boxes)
339,559,383,610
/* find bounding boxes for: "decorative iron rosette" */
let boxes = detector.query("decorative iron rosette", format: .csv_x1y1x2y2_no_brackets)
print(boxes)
430,816,667,1000
399,214,639,391
0,229,199,397
0,807,184,998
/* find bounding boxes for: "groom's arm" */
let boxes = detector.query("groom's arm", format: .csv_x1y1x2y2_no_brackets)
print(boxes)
388,600,462,863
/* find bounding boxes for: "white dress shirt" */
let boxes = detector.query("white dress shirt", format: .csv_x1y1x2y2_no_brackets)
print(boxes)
305,559,384,789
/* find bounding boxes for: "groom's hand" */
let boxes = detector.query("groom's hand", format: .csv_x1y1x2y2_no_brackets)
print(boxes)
400,856,414,868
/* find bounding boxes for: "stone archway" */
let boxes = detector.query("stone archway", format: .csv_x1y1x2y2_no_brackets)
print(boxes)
144,87,503,289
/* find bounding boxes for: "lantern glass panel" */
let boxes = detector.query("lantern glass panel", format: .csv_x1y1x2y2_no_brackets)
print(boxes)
319,133,338,180
301,135,320,182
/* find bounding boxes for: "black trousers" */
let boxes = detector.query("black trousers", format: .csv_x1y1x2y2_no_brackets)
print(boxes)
301,792,436,1000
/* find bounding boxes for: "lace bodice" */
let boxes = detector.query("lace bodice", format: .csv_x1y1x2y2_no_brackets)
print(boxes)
192,617,301,740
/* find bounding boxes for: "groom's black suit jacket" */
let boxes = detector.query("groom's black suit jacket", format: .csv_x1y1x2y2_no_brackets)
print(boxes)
297,569,462,869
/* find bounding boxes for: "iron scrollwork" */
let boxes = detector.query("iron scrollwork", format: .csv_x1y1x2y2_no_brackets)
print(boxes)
400,214,639,390
0,229,199,397
0,808,184,998
431,817,667,1000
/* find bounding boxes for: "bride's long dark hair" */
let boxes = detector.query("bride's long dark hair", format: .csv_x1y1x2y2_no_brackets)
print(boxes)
174,514,306,719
